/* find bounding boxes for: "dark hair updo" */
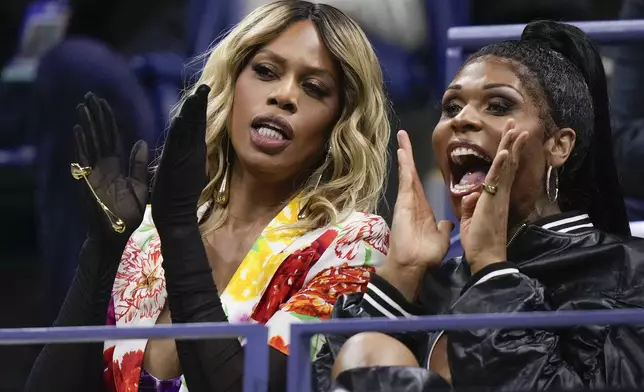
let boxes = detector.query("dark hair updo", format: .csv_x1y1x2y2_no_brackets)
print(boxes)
462,21,630,236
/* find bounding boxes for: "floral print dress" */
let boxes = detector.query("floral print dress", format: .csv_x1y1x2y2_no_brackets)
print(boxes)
102,196,389,391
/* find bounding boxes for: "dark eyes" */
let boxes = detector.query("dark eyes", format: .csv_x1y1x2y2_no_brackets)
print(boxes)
487,99,515,115
251,63,329,99
252,63,275,80
441,98,516,117
442,102,461,118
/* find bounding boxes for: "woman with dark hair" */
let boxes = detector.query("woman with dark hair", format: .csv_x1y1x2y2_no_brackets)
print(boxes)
314,20,644,391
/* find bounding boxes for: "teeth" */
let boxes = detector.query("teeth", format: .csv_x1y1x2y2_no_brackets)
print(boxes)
257,127,284,140
450,182,477,192
450,147,490,164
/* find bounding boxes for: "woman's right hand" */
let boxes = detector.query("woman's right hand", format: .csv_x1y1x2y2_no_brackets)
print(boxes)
73,92,149,242
388,130,454,270
378,131,453,300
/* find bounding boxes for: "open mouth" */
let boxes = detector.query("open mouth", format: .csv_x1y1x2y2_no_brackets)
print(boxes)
254,124,287,140
249,114,293,153
250,114,293,142
448,144,493,196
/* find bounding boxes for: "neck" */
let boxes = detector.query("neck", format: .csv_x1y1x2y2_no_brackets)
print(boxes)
507,198,561,241
224,165,300,227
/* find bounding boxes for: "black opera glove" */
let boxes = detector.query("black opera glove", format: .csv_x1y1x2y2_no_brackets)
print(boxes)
72,92,149,243
151,84,211,230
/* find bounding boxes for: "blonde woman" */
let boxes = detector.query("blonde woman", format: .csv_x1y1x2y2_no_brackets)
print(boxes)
26,1,390,391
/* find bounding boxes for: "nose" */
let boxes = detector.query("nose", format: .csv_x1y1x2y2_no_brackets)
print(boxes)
267,77,298,114
450,104,482,134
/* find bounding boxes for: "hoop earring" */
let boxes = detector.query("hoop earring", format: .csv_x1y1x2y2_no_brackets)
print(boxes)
298,148,331,220
546,165,559,203
215,136,231,206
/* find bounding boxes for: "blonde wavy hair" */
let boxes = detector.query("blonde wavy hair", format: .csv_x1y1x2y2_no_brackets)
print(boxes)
173,0,390,236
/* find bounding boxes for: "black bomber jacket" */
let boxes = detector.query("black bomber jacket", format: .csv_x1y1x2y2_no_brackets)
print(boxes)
313,211,644,392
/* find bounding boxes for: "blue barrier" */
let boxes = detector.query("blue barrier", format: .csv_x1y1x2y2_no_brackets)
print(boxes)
442,19,644,227
0,323,269,392
287,308,644,392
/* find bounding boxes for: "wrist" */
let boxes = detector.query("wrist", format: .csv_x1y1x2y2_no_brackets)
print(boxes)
467,251,506,275
156,221,200,239
152,209,198,231
377,262,427,302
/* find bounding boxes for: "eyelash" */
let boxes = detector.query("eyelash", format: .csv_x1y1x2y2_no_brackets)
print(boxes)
487,99,514,115
441,98,515,117
252,63,275,79
251,63,328,99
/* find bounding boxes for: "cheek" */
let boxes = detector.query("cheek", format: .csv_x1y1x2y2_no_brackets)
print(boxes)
513,137,547,193
297,97,341,143
431,124,450,174
230,80,248,126
232,73,254,111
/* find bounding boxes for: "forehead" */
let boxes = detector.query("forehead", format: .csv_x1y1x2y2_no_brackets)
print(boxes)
262,20,338,75
452,58,525,91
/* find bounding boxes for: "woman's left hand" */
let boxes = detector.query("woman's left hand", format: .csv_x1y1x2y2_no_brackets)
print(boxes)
151,84,211,229
459,120,529,274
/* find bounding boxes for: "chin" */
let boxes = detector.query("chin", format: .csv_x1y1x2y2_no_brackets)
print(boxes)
237,150,291,181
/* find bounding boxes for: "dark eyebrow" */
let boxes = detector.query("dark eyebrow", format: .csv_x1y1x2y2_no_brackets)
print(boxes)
483,83,523,96
446,83,523,97
256,48,287,66
255,48,336,82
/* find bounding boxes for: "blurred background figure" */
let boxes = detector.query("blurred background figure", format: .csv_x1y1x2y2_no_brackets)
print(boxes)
0,0,636,390
32,0,186,321
0,0,187,389
610,0,644,221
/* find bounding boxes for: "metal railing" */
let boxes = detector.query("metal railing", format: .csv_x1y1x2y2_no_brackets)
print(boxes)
288,309,644,392
0,323,269,392
7,309,644,391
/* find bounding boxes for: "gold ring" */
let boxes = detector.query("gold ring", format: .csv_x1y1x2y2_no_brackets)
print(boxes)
481,182,498,195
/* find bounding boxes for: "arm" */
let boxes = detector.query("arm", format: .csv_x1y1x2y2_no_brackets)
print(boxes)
25,237,126,392
157,225,289,392
150,85,288,391
25,93,149,391
160,214,390,391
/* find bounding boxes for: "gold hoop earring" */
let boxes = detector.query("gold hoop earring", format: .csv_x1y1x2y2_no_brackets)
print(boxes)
215,136,231,206
298,148,331,220
546,165,559,203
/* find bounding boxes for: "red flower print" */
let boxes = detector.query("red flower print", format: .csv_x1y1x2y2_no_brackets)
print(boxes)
269,335,290,355
112,236,166,322
335,215,389,260
251,230,338,323
282,265,374,318
113,349,144,392
103,346,116,391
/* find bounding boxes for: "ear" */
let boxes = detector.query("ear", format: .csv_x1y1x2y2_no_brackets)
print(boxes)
544,127,576,168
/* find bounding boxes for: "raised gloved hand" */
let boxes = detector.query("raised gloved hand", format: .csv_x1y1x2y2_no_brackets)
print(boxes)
150,84,210,230
73,92,149,243
24,95,150,392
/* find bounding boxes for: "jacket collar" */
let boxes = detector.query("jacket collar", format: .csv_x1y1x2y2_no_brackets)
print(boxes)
529,211,594,234
507,211,597,265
